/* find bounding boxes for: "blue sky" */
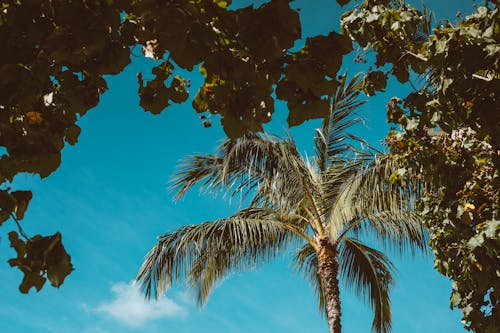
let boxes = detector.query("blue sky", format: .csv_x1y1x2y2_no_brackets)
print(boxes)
1,1,476,332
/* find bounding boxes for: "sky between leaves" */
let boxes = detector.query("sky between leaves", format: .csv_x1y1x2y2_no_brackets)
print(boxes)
0,0,476,332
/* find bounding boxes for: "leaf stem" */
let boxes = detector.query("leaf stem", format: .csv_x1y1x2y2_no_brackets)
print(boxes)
10,213,30,241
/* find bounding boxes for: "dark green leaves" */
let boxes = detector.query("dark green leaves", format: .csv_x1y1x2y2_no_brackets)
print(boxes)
362,70,387,96
8,231,73,293
137,61,189,115
277,32,353,127
1,0,357,294
0,190,32,225
342,2,500,330
236,0,301,61
130,0,308,136
336,0,351,6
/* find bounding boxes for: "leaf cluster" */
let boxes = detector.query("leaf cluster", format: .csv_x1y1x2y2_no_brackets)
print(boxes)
341,1,500,330
0,0,354,291
8,231,73,293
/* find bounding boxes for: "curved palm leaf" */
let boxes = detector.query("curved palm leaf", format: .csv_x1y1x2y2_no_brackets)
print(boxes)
314,73,367,172
294,242,325,314
346,210,426,256
136,209,304,303
330,156,427,255
319,153,374,218
171,133,318,214
339,237,394,333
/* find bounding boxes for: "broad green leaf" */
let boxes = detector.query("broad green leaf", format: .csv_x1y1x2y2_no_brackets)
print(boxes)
11,191,33,220
8,232,73,293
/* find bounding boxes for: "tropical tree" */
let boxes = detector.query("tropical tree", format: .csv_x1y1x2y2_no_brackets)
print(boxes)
136,75,426,333
341,2,499,330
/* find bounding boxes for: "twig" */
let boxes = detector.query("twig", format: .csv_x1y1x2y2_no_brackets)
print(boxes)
472,73,494,82
10,213,30,241
398,51,429,63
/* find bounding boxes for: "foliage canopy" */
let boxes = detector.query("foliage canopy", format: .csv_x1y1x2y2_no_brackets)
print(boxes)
0,0,351,294
341,0,500,330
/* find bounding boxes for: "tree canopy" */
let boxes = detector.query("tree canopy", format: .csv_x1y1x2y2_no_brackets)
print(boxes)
340,0,499,330
0,0,352,295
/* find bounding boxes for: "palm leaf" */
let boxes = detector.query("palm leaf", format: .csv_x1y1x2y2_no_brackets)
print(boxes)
314,73,367,172
136,210,302,304
330,156,427,255
319,152,375,217
293,242,325,315
171,133,318,214
339,237,394,333
347,210,426,256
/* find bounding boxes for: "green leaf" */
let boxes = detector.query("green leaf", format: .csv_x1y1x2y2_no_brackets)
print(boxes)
392,65,409,83
450,290,461,307
44,233,73,288
405,118,418,131
213,0,230,9
137,72,170,115
366,13,380,23
336,0,351,6
363,71,387,96
9,232,73,293
169,23,213,70
483,220,500,239
0,190,15,224
8,231,26,258
287,98,330,127
19,271,47,294
11,190,33,220
65,125,81,145
167,77,189,104
192,91,210,113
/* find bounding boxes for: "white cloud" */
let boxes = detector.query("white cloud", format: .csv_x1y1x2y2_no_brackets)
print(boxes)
174,290,195,306
93,281,186,328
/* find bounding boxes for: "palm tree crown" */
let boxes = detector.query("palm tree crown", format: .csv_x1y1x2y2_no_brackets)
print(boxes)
136,75,426,333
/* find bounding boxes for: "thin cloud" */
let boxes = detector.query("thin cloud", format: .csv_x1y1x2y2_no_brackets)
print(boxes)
93,281,186,327
83,327,111,333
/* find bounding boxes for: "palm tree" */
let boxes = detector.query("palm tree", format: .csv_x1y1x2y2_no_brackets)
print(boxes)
136,75,426,333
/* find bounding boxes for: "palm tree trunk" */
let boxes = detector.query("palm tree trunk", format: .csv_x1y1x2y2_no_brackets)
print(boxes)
317,238,341,333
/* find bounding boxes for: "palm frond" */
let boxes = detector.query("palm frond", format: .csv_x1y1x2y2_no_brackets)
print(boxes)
348,210,427,256
136,210,302,304
314,73,367,171
320,152,375,216
293,242,325,315
329,156,427,255
171,133,318,214
170,133,281,200
339,237,394,333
